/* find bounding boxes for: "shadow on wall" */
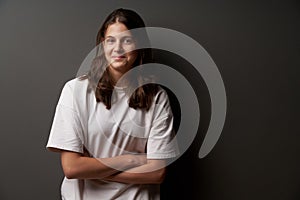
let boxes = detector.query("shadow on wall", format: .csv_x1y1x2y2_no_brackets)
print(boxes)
153,49,212,199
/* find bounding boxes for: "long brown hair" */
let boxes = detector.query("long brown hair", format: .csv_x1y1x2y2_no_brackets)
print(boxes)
79,8,158,110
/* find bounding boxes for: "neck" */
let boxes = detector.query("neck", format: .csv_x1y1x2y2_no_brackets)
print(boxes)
109,71,120,85
108,67,128,87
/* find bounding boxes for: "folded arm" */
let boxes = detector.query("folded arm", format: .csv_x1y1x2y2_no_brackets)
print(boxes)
104,159,166,184
60,150,146,180
59,150,166,184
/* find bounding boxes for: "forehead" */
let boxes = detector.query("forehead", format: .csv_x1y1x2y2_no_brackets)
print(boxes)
105,22,132,38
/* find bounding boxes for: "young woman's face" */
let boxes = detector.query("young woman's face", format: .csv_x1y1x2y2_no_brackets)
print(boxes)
103,22,138,75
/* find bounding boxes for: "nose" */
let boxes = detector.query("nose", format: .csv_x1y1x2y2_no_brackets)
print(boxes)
113,40,124,54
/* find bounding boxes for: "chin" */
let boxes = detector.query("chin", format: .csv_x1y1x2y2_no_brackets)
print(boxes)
109,62,131,73
111,63,127,69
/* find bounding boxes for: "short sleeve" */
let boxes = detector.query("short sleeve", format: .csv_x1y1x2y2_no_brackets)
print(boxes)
147,90,180,159
46,81,84,154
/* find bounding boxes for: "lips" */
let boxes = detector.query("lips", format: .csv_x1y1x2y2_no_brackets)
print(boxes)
112,56,126,59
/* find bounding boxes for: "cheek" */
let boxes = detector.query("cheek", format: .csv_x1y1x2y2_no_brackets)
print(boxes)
104,48,112,60
124,43,136,53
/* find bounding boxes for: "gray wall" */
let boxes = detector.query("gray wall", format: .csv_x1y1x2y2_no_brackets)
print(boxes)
0,0,299,199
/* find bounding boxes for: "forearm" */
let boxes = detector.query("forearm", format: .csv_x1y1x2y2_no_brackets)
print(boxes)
104,160,166,184
61,151,145,180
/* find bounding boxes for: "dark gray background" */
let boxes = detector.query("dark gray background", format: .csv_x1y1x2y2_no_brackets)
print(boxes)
1,0,299,199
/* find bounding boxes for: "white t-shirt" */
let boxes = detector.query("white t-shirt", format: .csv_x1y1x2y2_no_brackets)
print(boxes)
46,77,179,200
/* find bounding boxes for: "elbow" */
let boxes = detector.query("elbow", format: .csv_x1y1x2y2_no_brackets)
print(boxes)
61,151,83,179
63,166,79,179
64,167,75,179
153,168,166,184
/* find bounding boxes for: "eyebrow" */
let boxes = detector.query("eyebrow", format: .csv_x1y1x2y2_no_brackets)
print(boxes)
105,35,134,39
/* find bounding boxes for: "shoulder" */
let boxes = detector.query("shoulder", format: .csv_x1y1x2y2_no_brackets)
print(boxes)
60,76,90,98
153,86,171,108
57,76,90,107
154,86,169,102
63,76,89,91
151,86,173,118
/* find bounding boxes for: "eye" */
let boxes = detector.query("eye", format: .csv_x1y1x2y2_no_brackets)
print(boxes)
123,37,134,44
105,38,115,44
